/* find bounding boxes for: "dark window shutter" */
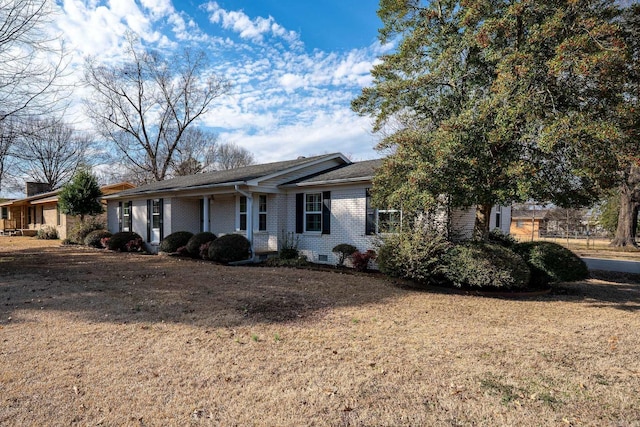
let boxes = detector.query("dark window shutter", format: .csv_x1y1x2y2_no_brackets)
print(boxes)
199,199,204,232
118,202,123,232
159,198,164,241
146,199,151,242
295,193,304,234
365,189,375,235
322,191,331,235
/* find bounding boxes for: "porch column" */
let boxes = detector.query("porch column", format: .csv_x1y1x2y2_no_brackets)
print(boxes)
202,196,210,232
246,194,253,247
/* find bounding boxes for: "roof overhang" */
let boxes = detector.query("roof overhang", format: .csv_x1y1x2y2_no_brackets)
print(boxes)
285,176,373,188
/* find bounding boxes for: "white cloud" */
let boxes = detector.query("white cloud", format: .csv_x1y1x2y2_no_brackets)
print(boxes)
279,73,306,92
47,0,386,167
204,1,300,46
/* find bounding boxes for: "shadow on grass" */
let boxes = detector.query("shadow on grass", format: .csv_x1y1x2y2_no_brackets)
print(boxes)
0,245,407,327
546,270,640,311
2,246,639,328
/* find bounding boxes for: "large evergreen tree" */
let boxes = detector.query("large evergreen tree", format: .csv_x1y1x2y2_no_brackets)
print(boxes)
58,170,103,223
353,0,627,239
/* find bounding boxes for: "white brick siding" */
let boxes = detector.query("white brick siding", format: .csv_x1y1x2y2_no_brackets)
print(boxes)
169,198,201,234
211,195,235,234
284,185,378,265
107,200,119,233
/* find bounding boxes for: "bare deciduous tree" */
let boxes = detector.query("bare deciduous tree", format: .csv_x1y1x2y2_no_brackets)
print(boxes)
214,142,254,171
0,0,69,123
13,118,91,189
0,118,18,192
83,33,231,182
171,127,218,176
0,0,69,194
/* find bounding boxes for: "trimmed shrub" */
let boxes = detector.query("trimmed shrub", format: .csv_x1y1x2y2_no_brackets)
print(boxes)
332,243,357,266
185,232,217,258
68,216,105,244
443,243,530,290
514,241,589,286
36,226,59,240
264,254,309,268
159,231,194,253
84,229,112,248
488,229,518,248
376,228,452,285
279,231,299,260
208,234,251,263
107,231,144,252
350,249,376,272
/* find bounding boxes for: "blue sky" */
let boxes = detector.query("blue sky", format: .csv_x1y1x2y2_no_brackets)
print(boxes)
53,0,390,164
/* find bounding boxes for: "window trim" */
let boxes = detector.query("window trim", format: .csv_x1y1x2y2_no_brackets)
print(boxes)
376,209,402,234
152,199,161,229
121,201,132,232
366,188,402,235
258,194,267,232
238,195,247,231
304,192,322,233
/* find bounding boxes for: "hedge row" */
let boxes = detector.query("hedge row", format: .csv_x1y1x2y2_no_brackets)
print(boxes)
376,229,588,290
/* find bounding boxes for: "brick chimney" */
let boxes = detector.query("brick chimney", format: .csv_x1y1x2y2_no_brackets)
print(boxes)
26,182,51,197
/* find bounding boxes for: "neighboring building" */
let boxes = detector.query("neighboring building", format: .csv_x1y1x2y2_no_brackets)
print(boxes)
510,207,549,240
0,182,135,238
104,153,511,264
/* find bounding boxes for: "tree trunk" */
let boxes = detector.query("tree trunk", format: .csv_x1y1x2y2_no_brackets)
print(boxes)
610,186,639,248
474,204,492,241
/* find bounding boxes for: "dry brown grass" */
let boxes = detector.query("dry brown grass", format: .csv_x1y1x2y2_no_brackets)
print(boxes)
1,237,639,426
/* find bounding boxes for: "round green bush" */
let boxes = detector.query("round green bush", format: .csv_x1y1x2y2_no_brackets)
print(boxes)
376,229,452,285
69,217,105,244
84,229,112,248
208,234,251,263
488,229,518,248
107,231,144,252
159,231,194,253
514,241,589,286
444,243,531,290
332,243,357,266
185,232,217,258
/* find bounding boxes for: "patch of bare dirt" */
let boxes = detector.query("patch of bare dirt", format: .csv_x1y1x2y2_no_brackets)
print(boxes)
0,237,639,426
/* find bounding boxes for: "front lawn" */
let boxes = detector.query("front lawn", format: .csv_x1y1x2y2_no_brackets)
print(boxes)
0,238,639,425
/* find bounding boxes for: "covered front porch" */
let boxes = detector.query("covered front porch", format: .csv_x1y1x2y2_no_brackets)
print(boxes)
114,185,283,256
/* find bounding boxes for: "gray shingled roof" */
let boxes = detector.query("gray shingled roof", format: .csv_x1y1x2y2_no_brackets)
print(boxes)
292,159,383,185
109,153,345,197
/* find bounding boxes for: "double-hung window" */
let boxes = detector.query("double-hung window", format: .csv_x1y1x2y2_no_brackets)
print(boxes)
377,209,402,233
239,196,247,231
122,202,132,231
258,195,267,231
295,192,330,234
304,193,322,232
366,189,402,234
495,206,502,229
152,199,161,229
